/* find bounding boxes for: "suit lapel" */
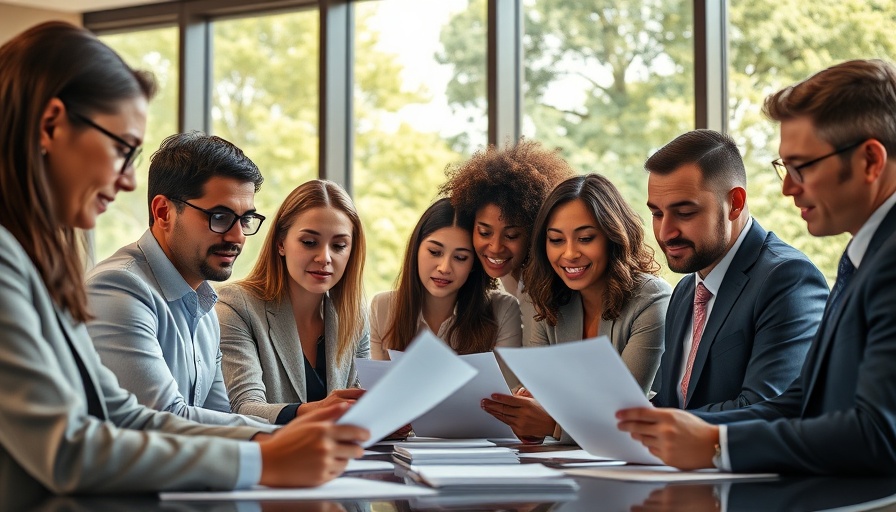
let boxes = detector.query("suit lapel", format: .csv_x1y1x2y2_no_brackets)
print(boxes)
322,296,346,392
684,223,765,406
265,298,307,402
556,293,584,343
802,206,896,408
56,309,109,419
661,275,694,405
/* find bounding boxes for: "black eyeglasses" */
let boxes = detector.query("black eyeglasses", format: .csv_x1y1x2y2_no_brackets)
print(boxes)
170,198,266,236
71,112,143,175
772,140,864,184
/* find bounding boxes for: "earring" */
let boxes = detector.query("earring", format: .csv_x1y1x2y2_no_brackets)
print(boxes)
40,147,47,156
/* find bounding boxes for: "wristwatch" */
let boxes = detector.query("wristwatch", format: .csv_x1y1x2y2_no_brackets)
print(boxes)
712,442,722,468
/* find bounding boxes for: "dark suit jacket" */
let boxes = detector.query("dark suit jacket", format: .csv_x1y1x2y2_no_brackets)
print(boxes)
654,220,828,411
698,207,896,474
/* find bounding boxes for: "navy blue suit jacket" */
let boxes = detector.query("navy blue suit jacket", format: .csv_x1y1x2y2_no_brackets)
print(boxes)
654,220,828,411
698,207,896,474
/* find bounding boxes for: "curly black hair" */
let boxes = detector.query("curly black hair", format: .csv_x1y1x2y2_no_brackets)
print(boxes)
439,138,574,232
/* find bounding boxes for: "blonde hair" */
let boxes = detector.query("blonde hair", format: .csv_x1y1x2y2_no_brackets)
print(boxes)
239,180,366,364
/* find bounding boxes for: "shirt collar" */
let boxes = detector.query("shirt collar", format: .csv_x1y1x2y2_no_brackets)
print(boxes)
139,229,218,309
847,191,896,269
696,216,753,297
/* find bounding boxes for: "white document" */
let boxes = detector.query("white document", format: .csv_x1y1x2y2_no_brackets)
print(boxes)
565,465,778,482
354,358,392,389
160,477,436,501
411,463,578,488
338,331,477,447
391,350,517,439
518,449,619,461
345,459,394,473
395,438,497,449
497,337,661,464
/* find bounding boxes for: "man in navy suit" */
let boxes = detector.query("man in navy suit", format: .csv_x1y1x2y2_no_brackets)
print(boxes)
646,129,827,411
618,59,896,474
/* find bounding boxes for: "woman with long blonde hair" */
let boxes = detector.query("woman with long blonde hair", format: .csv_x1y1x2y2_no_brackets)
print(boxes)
217,179,370,424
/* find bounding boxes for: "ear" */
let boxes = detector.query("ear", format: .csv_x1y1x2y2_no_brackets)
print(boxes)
150,195,174,230
39,98,67,153
727,187,747,221
860,139,888,184
277,238,286,256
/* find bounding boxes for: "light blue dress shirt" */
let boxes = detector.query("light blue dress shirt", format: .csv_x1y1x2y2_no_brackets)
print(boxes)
86,229,268,429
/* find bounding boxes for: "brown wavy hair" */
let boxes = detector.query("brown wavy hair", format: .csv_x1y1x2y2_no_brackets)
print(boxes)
383,198,498,354
439,138,574,258
0,22,156,322
238,180,366,364
524,174,660,326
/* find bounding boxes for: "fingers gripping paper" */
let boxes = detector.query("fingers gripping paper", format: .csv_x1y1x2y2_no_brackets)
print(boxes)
497,337,662,464
338,331,477,447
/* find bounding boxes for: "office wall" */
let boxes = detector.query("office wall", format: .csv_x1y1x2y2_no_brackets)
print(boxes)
0,3,79,45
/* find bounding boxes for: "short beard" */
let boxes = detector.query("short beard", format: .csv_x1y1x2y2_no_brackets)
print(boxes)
201,242,241,282
665,210,729,275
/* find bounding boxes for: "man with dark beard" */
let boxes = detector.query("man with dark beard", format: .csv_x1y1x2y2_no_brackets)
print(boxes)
645,129,827,411
85,131,269,426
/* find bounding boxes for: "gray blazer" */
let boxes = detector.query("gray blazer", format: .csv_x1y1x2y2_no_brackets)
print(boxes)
527,273,672,395
216,283,371,424
0,227,262,493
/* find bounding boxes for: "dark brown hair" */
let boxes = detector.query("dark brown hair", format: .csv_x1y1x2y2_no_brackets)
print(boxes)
0,21,156,322
644,129,746,197
524,174,660,326
764,59,896,154
239,180,366,365
383,198,498,354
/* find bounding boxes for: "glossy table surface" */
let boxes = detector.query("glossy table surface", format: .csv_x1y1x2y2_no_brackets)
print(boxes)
8,444,896,512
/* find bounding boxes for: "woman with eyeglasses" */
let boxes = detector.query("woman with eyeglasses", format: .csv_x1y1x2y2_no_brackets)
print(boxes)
217,180,371,425
0,21,367,495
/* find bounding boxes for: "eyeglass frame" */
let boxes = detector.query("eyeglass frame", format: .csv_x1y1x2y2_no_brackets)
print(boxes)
69,111,143,175
169,197,266,236
772,140,864,183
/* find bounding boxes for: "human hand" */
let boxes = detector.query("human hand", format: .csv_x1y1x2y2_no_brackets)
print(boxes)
383,424,413,441
616,407,718,470
259,403,369,487
296,388,366,418
481,392,556,439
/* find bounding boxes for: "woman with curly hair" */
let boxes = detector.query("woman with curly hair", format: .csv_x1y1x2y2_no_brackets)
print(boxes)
482,174,671,443
439,139,574,332
370,198,521,359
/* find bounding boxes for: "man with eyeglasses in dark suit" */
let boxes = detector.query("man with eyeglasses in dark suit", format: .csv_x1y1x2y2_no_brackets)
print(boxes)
618,59,896,475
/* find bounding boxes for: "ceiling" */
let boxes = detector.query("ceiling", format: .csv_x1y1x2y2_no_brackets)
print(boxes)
2,0,166,13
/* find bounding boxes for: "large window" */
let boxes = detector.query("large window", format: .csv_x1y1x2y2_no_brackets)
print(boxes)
89,0,896,287
96,26,179,261
211,9,320,280
353,0,487,296
522,0,694,281
728,1,896,282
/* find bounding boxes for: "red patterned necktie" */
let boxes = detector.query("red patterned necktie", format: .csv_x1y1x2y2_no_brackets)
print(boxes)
681,282,713,405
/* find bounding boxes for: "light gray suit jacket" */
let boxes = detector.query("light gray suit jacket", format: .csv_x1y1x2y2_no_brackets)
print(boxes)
527,273,672,395
0,227,262,494
216,283,370,424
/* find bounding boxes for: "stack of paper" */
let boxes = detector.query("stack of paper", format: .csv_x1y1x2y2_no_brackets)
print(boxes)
394,447,519,467
407,464,580,493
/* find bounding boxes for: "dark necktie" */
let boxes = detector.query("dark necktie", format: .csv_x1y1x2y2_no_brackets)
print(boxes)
827,248,856,314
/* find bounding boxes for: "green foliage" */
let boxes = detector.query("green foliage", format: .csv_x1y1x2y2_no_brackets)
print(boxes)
437,0,896,284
